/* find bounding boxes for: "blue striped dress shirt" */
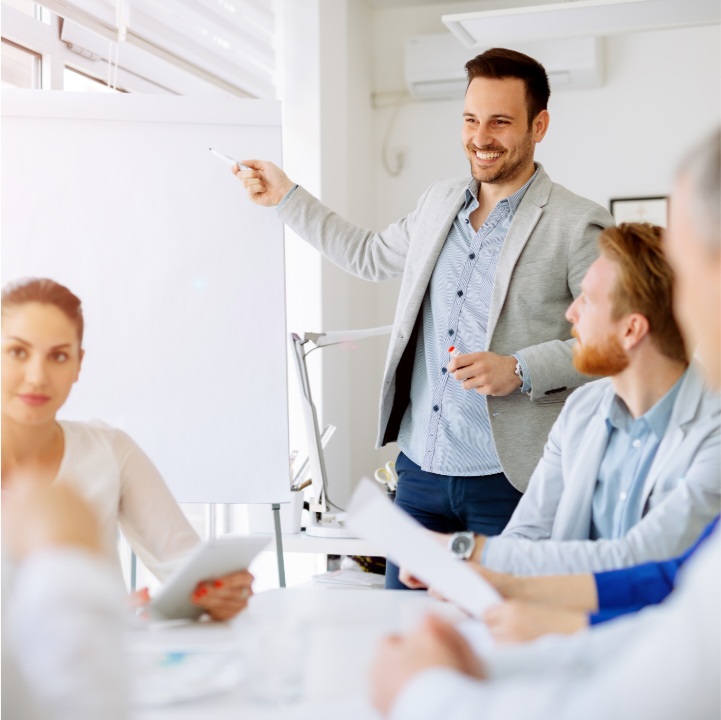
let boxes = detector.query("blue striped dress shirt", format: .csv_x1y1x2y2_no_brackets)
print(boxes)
397,167,539,476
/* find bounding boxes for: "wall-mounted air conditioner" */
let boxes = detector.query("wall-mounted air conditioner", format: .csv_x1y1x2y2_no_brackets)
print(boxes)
404,34,604,101
443,0,720,49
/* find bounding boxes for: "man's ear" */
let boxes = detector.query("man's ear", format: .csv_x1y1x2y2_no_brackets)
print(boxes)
623,313,650,351
532,109,550,143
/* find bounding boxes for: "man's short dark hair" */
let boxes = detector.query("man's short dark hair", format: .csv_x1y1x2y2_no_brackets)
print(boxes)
465,48,551,126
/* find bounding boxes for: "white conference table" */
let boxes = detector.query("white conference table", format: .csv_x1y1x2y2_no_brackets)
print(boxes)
261,530,383,557
130,586,466,720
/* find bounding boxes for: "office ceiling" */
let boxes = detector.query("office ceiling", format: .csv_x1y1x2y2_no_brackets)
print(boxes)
366,0,466,5
366,0,538,8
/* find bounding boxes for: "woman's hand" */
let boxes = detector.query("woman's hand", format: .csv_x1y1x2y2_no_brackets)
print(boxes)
191,570,254,622
129,587,151,611
483,600,588,645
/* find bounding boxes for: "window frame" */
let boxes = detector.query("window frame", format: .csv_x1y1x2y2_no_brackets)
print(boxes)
2,35,42,88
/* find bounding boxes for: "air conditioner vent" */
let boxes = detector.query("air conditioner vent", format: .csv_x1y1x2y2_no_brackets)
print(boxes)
404,34,604,101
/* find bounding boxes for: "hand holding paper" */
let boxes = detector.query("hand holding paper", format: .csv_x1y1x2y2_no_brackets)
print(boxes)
347,479,501,618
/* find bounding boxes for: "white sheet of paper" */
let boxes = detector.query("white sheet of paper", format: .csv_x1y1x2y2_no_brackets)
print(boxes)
347,478,501,618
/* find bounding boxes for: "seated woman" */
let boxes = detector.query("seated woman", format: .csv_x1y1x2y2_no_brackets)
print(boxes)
477,514,720,644
1,277,252,621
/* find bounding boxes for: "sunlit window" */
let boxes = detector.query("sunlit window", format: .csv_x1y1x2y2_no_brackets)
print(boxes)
3,0,37,18
1,38,40,88
63,65,123,93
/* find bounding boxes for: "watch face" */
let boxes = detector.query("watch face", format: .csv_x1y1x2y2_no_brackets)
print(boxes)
453,535,472,554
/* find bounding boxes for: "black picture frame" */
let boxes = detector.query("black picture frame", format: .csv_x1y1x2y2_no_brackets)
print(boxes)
609,196,668,227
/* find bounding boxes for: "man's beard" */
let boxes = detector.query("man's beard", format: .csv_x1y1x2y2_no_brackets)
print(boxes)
467,132,534,186
572,328,630,377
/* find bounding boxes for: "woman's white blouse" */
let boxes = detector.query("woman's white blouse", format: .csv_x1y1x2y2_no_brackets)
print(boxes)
56,420,200,581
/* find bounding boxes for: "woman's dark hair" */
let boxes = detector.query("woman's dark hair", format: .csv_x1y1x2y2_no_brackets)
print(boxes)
2,278,84,345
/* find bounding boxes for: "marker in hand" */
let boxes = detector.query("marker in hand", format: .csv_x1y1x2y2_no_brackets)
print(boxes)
209,147,251,171
448,346,461,380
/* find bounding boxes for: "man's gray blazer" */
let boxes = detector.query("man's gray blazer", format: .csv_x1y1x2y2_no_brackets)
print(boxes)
483,366,721,574
278,164,614,490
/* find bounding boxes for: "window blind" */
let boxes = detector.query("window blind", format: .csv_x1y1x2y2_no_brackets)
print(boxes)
44,0,276,97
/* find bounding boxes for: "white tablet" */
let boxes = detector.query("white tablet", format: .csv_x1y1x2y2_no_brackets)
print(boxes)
148,535,272,620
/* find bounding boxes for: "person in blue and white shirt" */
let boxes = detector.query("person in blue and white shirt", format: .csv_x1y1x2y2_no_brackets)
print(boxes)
236,48,614,589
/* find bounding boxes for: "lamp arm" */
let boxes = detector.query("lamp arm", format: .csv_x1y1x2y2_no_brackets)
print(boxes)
304,324,393,348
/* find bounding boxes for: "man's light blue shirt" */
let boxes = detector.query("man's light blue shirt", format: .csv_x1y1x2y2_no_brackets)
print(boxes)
397,167,538,476
590,369,687,540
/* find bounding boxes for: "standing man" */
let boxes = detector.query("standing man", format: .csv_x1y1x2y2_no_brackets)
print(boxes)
237,49,613,588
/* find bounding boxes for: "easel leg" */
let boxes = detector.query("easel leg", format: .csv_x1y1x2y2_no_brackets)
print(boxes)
272,503,286,588
206,503,217,539
130,551,137,592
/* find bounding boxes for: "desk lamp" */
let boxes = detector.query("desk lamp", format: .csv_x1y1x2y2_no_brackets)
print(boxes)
289,325,392,538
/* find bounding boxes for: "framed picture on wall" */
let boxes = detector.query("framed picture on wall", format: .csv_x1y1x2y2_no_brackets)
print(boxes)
610,196,668,228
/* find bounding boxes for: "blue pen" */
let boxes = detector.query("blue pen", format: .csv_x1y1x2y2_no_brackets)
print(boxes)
209,147,251,171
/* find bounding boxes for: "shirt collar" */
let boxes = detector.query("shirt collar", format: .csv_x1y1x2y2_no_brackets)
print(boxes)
606,368,687,439
464,163,540,212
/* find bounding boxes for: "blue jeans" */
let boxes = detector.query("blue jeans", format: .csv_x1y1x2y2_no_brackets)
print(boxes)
385,451,523,590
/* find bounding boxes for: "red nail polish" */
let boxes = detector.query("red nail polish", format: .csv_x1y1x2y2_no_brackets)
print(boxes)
198,588,207,597
214,580,223,588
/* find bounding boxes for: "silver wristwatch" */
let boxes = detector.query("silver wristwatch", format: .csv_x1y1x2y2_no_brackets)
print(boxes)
514,361,524,386
448,531,476,560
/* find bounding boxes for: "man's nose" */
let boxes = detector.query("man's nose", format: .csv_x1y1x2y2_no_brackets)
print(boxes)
472,125,493,149
565,299,578,324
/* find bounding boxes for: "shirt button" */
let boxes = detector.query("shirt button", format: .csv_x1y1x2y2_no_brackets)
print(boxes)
441,368,447,374
448,329,454,336
469,253,476,260
433,405,439,412
464,218,470,224
457,290,463,297
619,491,628,501
632,439,641,449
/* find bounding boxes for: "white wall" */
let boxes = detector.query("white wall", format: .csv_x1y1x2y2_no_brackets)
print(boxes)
281,3,720,506
537,26,721,205
316,0,390,507
280,0,392,508
370,20,721,216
